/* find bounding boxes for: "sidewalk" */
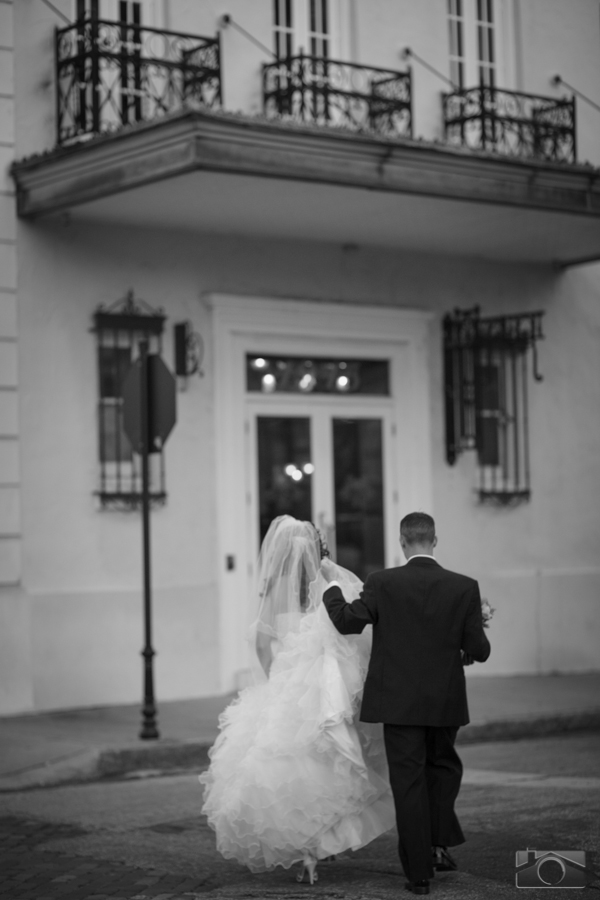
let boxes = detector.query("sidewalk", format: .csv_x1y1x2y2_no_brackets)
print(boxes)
0,673,599,792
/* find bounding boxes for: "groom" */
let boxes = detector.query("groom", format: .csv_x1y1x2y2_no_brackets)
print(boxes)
323,512,490,895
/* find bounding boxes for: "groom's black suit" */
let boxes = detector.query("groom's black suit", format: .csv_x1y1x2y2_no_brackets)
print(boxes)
323,556,490,883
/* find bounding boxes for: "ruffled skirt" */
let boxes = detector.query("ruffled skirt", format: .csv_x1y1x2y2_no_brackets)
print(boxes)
199,603,395,872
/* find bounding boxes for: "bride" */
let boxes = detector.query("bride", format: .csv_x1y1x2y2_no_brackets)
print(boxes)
199,515,395,883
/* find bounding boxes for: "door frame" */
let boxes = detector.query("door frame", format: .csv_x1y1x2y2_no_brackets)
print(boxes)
209,293,433,692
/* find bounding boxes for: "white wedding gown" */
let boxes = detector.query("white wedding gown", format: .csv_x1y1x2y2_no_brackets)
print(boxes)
199,562,395,873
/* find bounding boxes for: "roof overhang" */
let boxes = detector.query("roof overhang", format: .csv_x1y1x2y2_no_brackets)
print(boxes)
11,109,600,266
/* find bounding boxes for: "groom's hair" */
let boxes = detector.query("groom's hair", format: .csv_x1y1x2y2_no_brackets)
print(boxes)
400,512,435,545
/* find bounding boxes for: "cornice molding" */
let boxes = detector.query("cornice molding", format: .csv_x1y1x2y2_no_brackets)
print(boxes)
11,109,600,219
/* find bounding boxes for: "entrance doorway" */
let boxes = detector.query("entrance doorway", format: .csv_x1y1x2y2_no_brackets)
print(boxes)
210,294,433,691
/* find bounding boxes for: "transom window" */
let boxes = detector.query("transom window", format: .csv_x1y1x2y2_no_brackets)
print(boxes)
246,355,389,395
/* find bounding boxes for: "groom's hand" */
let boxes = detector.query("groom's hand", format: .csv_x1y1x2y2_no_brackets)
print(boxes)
461,650,475,666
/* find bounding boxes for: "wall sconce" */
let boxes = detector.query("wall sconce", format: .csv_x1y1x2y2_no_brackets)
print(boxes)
174,321,204,384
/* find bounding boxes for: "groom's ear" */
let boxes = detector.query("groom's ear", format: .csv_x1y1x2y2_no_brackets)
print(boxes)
433,536,438,548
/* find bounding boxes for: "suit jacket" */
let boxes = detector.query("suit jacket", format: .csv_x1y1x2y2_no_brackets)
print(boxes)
323,557,491,727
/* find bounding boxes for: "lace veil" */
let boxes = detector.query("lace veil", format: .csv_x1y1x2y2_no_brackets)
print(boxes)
249,515,364,675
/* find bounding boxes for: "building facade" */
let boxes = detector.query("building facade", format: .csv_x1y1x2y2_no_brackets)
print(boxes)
1,0,599,714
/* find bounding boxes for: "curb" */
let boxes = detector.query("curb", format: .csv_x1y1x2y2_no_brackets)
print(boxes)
1,711,599,792
457,710,600,744
0,739,212,793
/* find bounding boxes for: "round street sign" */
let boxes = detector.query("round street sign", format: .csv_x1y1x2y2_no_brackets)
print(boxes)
122,354,177,454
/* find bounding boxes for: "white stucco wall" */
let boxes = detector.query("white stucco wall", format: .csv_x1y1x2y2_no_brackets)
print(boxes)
2,218,597,712
0,0,21,592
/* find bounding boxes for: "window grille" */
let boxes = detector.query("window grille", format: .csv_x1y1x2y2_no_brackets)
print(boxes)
444,307,544,504
93,291,167,510
448,0,465,89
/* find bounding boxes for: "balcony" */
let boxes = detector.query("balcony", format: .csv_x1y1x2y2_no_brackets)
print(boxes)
263,54,412,139
443,85,576,164
12,20,600,268
55,18,221,145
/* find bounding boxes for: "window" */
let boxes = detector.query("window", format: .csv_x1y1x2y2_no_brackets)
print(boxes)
309,0,329,58
76,0,98,19
447,0,497,88
273,0,330,57
476,0,495,87
246,355,389,395
94,292,166,509
475,361,501,466
444,307,544,504
98,345,133,463
448,0,465,89
274,0,293,58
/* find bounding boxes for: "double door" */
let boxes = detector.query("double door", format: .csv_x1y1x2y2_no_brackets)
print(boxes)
246,398,399,582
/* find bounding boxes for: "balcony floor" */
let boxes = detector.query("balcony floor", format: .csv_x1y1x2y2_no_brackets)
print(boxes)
12,110,600,266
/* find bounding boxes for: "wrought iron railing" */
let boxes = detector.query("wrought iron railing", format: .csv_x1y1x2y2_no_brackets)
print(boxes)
263,53,412,138
443,85,576,163
56,18,221,145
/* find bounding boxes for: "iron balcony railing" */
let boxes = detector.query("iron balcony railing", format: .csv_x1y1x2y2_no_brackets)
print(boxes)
443,85,576,163
263,53,412,139
56,18,221,145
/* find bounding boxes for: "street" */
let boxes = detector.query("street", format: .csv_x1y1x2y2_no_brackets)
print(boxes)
1,731,599,900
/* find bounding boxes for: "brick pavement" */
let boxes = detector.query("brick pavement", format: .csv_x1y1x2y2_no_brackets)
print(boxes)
0,817,210,900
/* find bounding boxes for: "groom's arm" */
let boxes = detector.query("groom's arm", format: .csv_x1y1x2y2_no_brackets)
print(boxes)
461,582,491,663
323,575,378,635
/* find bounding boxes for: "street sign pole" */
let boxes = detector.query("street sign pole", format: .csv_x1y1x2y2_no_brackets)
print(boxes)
122,342,176,742
139,340,159,740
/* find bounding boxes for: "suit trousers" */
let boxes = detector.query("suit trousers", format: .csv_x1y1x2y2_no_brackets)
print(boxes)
383,724,465,882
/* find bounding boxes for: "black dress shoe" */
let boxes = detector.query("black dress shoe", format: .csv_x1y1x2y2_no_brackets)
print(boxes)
405,880,430,895
432,846,457,871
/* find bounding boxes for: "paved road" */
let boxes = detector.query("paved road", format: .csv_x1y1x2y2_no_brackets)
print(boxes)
1,732,599,900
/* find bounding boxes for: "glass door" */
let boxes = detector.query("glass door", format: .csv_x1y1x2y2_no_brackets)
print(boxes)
332,416,385,578
247,401,395,583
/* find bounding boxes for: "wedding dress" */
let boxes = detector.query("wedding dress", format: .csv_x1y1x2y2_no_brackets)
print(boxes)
199,516,395,874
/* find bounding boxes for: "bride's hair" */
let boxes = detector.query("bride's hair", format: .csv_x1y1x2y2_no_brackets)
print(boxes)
311,523,330,560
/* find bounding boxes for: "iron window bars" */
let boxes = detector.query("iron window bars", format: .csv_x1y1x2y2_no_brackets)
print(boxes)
263,53,412,139
93,291,166,510
443,84,576,163
56,15,222,144
444,306,544,504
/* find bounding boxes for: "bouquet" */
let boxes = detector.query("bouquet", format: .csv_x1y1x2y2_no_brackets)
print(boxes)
461,596,494,666
481,598,495,628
